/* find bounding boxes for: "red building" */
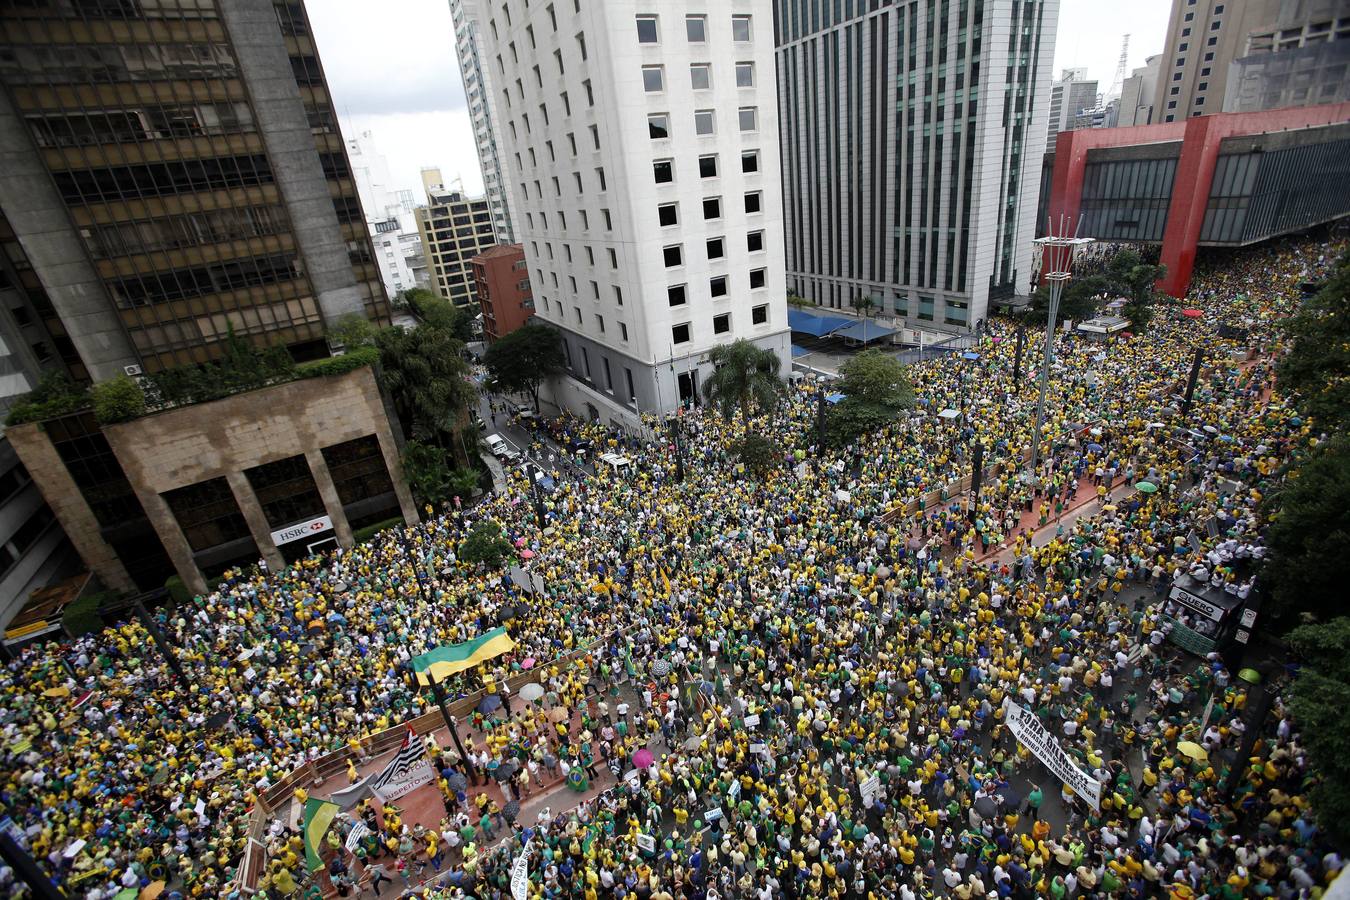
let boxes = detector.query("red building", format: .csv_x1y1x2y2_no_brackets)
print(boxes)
471,244,533,343
1042,102,1350,298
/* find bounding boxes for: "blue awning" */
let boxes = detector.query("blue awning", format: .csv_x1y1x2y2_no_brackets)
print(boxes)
790,344,811,358
826,393,846,404
788,309,853,337
836,320,898,342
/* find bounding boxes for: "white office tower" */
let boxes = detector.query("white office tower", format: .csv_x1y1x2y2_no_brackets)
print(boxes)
452,0,517,242
775,0,1059,331
460,0,791,420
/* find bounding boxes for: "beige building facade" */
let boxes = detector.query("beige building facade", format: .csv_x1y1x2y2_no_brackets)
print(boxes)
7,365,416,597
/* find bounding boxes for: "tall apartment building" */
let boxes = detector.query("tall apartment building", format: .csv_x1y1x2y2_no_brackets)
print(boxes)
471,243,533,343
1225,0,1350,113
347,129,428,298
775,0,1058,331
414,169,497,309
1152,0,1278,122
0,0,389,381
451,0,515,242
1047,68,1100,144
1118,54,1162,126
460,0,791,417
0,0,404,598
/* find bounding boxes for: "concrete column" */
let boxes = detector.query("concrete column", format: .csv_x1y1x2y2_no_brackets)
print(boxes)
304,449,354,547
4,423,136,594
135,490,209,598
226,472,285,573
0,88,138,381
216,0,368,326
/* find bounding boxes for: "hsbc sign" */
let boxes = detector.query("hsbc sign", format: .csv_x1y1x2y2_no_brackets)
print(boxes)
270,515,333,546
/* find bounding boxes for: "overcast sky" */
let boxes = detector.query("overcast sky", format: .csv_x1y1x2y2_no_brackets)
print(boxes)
305,0,1174,201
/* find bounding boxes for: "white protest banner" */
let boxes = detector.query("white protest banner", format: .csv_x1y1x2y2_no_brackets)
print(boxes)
345,822,370,853
859,774,881,804
510,839,531,900
743,713,760,728
705,807,723,822
1002,699,1102,812
749,742,768,755
636,833,656,853
728,779,741,801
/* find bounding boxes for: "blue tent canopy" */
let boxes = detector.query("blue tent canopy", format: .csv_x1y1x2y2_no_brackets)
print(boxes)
788,309,853,337
790,344,811,358
836,320,898,343
825,393,846,404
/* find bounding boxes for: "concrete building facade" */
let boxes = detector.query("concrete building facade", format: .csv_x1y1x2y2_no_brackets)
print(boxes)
1047,68,1100,144
1224,1,1350,113
471,243,533,343
1152,0,1282,123
773,0,1058,333
451,0,516,242
414,169,498,309
460,0,792,419
7,365,416,596
1119,55,1163,127
0,0,390,381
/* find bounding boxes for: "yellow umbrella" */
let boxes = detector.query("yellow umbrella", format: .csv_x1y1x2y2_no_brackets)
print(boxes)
1176,741,1208,762
140,882,166,900
43,686,71,698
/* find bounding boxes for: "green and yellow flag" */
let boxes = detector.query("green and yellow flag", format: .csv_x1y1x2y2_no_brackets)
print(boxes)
301,797,339,871
412,627,516,685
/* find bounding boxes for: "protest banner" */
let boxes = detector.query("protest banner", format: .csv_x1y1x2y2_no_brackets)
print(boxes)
1002,699,1102,811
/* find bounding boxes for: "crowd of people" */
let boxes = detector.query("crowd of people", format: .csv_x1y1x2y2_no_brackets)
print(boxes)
0,231,1346,899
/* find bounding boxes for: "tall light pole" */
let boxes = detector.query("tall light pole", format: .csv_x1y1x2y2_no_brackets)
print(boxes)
1027,222,1094,480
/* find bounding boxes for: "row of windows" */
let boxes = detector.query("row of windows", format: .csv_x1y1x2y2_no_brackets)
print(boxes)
0,42,237,85
666,266,768,306
670,305,768,344
635,13,754,45
24,102,254,148
78,203,288,258
108,252,299,308
653,150,760,183
51,154,273,204
639,61,756,91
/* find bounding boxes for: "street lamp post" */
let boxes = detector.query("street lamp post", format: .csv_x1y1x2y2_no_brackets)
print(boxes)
131,595,187,685
668,418,685,483
420,666,478,779
1027,222,1095,480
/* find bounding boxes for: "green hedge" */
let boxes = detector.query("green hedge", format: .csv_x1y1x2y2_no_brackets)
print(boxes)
91,374,147,424
297,347,379,380
62,592,111,638
351,515,405,545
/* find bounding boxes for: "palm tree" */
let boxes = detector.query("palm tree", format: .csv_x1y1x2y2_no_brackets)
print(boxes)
702,339,784,425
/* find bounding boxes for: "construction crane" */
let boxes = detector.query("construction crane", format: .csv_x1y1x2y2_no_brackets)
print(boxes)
1108,34,1130,100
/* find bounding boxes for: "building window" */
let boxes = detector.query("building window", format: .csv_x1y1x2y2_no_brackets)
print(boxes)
707,237,725,259
747,230,764,252
751,304,767,325
602,208,613,230
649,113,670,139
749,268,766,289
620,323,629,342
742,150,759,173
609,248,619,268
664,245,683,267
668,284,687,306
672,323,691,344
744,191,762,214
642,66,664,92
700,155,719,177
695,109,716,135
595,166,607,190
690,63,712,90
653,159,674,183
710,275,728,297
738,107,758,131
583,80,595,107
614,285,623,304
735,62,755,87
702,197,722,220
595,314,605,333
713,313,730,334
636,15,659,43
658,203,679,226
1198,81,1208,91
686,14,706,42
731,14,752,41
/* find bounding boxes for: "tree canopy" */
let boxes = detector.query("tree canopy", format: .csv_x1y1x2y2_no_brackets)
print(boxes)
1277,257,1350,433
702,340,783,423
483,324,566,411
401,287,475,344
376,323,476,453
1287,618,1350,846
1021,248,1167,329
826,349,915,447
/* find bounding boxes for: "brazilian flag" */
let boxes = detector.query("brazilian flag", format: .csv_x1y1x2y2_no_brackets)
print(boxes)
301,797,339,872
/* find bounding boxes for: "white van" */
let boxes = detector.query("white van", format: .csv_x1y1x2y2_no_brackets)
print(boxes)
598,452,632,474
485,434,519,461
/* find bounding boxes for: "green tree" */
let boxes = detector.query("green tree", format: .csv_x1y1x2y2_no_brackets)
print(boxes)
849,294,877,318
5,371,90,426
733,433,779,477
403,287,474,343
1277,256,1350,432
328,312,376,350
91,374,146,424
376,325,477,454
701,339,784,426
786,292,814,309
402,440,454,507
1287,618,1350,846
460,520,512,567
1104,249,1167,329
483,324,566,411
826,349,915,446
1260,438,1350,621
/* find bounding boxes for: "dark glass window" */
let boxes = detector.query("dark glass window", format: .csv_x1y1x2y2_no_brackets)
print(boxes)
50,155,274,204
244,455,325,528
162,477,252,552
322,436,395,507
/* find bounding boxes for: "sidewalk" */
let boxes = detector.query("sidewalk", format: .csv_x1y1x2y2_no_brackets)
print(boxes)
980,479,1139,568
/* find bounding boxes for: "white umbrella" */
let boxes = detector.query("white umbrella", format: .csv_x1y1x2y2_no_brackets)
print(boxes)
519,683,545,703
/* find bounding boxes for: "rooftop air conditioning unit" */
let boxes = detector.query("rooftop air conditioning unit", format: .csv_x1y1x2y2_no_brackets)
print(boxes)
123,364,143,376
